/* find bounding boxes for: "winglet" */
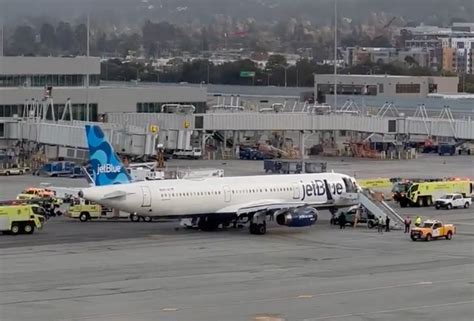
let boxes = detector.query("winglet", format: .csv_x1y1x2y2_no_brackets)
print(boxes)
85,125,132,186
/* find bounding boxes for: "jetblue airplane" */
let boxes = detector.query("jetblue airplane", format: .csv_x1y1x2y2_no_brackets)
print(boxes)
79,125,360,235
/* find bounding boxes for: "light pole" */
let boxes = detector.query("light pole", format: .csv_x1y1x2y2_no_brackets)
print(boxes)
333,0,338,109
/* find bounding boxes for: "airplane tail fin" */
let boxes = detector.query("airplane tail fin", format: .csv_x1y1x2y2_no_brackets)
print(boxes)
85,125,132,186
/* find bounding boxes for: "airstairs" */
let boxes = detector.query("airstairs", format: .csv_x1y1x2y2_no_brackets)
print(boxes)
358,190,404,229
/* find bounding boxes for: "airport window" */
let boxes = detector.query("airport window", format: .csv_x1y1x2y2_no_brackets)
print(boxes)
0,123,4,137
395,84,420,94
0,105,22,117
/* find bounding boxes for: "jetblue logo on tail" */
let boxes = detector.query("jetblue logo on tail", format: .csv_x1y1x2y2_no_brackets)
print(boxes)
85,125,132,186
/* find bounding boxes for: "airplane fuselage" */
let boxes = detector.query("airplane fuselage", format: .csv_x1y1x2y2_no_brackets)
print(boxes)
80,173,358,217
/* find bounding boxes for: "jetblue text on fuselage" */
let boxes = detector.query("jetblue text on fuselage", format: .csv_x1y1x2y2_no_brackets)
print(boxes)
300,180,344,201
97,164,121,174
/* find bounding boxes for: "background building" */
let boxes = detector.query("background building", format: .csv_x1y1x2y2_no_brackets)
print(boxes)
0,56,207,119
315,74,459,98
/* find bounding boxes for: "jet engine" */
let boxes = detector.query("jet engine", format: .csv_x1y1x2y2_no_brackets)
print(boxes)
275,207,318,227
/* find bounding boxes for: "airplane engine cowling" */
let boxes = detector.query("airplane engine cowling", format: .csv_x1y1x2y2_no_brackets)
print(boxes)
275,207,318,227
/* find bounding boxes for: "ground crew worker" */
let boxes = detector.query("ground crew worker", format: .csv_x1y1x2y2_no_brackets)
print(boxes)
404,216,411,233
385,216,391,232
354,207,361,228
338,212,346,230
378,216,384,234
415,216,422,227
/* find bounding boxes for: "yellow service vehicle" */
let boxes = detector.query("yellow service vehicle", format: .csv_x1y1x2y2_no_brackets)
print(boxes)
357,178,393,199
0,205,46,235
410,220,456,242
397,180,472,207
66,199,114,222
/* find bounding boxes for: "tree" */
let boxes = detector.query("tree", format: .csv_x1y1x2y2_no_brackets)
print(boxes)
404,56,418,66
10,25,37,55
40,23,56,49
74,23,88,55
56,21,74,52
266,54,287,71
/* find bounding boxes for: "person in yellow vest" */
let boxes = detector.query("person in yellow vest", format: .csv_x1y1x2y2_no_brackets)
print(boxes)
415,216,422,227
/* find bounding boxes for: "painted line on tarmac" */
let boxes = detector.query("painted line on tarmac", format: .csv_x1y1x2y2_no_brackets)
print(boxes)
301,300,474,320
50,277,471,320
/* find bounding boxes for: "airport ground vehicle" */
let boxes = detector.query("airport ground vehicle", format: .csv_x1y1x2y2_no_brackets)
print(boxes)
66,200,150,222
263,160,303,174
17,187,56,200
331,205,370,226
66,200,111,222
395,180,472,207
438,144,456,156
240,148,273,160
457,142,473,155
0,205,46,235
173,148,202,159
357,178,393,199
435,194,471,210
410,220,455,241
35,161,75,177
0,164,29,176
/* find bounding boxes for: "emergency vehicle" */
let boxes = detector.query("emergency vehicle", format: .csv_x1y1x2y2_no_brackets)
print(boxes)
0,205,46,235
395,180,472,207
66,199,109,222
17,187,56,200
357,178,393,199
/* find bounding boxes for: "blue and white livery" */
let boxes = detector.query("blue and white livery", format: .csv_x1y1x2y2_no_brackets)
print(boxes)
85,125,132,186
80,125,360,235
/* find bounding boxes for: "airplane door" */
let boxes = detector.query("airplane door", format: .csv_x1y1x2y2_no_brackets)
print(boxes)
223,185,231,202
141,186,152,207
292,183,300,199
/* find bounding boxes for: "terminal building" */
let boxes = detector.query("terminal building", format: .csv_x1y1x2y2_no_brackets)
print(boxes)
315,74,459,98
0,56,207,120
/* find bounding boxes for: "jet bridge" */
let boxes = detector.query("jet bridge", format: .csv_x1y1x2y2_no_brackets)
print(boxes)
358,190,404,229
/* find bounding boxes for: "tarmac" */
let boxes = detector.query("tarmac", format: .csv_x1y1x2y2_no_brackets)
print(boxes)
0,155,473,321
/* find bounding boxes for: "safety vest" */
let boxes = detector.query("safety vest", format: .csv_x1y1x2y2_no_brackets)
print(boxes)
415,217,421,225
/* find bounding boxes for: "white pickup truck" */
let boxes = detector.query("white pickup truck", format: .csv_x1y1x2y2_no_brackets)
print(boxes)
435,194,472,210
173,148,202,159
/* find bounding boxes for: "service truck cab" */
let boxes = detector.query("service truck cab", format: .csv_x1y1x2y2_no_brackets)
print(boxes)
435,194,471,210
0,205,46,235
410,220,455,242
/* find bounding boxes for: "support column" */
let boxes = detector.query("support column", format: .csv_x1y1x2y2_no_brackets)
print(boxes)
299,129,305,157
233,130,239,158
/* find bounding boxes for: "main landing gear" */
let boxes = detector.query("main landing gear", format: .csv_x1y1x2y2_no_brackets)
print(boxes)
249,211,267,235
